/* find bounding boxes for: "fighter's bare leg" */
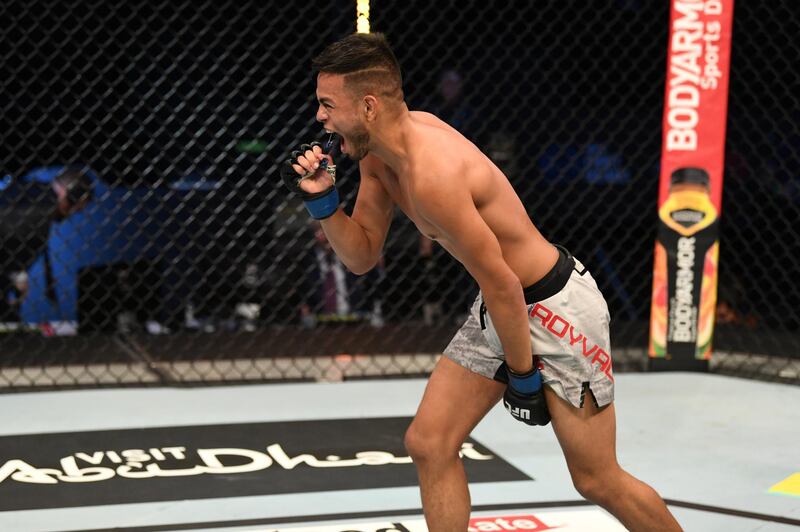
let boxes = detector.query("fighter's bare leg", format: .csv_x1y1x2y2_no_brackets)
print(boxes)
404,356,505,531
545,386,682,532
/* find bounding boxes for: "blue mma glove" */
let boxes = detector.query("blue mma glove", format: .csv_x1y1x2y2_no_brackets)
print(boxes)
503,366,551,426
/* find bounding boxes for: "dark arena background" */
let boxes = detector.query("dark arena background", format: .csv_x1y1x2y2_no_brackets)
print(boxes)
1,2,798,530
1,1,797,387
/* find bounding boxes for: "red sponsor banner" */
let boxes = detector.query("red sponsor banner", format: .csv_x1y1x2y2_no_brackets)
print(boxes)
468,514,556,531
260,510,627,531
649,0,734,368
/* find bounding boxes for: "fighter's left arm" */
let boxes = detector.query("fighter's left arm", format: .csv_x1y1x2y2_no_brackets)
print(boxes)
411,175,533,374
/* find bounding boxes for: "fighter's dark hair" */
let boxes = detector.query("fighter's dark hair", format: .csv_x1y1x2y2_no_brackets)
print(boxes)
312,33,403,101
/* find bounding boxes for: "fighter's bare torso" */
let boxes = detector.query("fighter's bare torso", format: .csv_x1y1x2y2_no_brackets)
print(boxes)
360,111,557,288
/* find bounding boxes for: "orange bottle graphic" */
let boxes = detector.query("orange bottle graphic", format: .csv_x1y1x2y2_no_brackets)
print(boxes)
650,168,719,362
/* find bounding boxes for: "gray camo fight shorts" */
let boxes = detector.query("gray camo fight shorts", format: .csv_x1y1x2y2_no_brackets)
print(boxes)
443,246,614,409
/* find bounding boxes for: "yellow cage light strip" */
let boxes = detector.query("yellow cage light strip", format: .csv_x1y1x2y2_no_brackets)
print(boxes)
356,0,370,33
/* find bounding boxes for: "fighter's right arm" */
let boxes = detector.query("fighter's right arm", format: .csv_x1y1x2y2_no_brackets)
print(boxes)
320,159,394,275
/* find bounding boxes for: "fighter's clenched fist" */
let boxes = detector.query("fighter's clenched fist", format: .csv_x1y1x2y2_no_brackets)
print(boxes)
280,137,339,219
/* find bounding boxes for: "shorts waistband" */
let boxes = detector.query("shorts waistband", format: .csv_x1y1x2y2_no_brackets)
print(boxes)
522,245,576,304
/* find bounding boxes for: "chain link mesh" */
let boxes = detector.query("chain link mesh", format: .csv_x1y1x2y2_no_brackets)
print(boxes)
1,1,797,390
713,1,800,382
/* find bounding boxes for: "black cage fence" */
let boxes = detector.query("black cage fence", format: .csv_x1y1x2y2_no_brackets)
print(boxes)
1,1,797,389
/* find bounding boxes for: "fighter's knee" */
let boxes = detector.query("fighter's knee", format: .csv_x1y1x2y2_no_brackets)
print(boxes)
571,468,621,506
403,422,433,460
403,422,458,463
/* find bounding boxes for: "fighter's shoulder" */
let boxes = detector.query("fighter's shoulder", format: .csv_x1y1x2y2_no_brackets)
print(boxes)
410,110,446,128
408,144,465,198
410,112,458,143
411,127,470,178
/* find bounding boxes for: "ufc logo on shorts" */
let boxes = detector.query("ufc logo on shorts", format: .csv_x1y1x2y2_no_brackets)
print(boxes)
530,303,614,381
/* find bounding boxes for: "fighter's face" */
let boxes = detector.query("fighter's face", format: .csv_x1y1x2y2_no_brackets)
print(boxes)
315,73,371,161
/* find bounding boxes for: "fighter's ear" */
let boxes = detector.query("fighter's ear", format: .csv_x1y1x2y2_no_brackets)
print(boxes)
363,95,378,121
